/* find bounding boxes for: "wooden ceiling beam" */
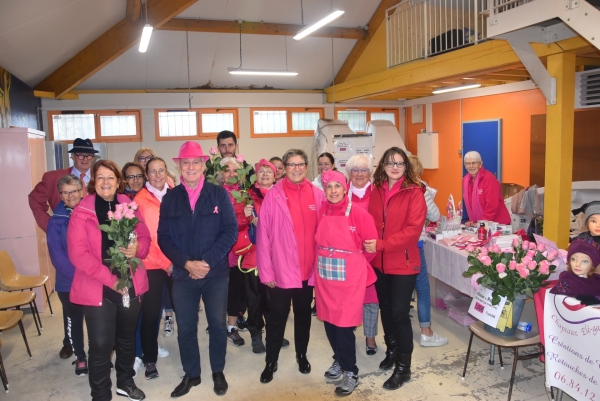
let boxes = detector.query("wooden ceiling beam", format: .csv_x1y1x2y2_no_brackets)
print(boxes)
34,0,197,99
126,0,141,23
576,57,600,67
160,18,366,40
333,0,403,85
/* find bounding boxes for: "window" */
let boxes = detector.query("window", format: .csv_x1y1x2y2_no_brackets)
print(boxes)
250,108,324,137
335,108,399,133
49,110,142,142
155,109,238,140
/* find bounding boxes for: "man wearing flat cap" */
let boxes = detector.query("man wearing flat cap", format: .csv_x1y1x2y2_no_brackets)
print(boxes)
29,138,98,232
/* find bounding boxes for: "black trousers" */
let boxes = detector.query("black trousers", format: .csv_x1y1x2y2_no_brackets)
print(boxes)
243,271,266,336
324,321,358,375
227,266,244,317
140,269,168,364
84,296,142,401
265,280,313,364
374,269,417,355
58,291,86,359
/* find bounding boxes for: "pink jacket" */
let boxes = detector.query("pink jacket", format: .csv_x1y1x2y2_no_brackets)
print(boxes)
256,179,324,289
68,194,150,306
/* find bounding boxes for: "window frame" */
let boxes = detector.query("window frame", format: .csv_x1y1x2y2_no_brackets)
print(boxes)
335,107,400,133
154,108,239,141
250,107,324,138
48,109,142,143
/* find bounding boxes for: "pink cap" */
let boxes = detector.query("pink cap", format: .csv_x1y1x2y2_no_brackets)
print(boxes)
321,170,348,192
173,141,209,162
255,159,276,175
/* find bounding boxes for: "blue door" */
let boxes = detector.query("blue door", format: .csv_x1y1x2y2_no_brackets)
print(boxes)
462,119,502,221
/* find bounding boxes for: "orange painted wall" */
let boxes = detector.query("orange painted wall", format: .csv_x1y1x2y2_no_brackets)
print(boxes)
405,89,547,212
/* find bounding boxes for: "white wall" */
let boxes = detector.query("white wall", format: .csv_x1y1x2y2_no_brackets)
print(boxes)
41,92,400,179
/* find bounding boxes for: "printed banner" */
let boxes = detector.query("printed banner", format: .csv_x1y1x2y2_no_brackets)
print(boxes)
545,292,600,400
468,286,507,327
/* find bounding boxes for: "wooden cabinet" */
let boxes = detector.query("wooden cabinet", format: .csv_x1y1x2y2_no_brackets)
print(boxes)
0,127,54,311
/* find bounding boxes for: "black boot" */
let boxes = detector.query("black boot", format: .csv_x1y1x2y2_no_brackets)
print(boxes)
383,354,411,390
379,335,397,370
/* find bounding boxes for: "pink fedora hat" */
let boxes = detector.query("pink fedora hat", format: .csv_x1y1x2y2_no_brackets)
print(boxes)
173,141,210,162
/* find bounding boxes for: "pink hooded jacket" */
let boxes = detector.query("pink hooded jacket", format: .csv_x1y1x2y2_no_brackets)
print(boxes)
256,179,324,289
68,194,150,306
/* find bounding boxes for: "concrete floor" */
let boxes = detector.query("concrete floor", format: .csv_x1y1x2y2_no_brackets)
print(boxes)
0,294,573,401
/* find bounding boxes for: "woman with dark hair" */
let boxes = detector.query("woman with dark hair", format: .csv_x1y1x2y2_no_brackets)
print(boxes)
122,162,146,200
312,152,336,191
133,157,174,380
363,147,426,390
269,157,285,182
256,149,324,383
68,159,151,401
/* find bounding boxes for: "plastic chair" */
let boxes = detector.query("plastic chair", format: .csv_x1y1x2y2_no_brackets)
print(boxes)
0,250,53,320
0,310,33,393
461,301,543,401
0,291,41,336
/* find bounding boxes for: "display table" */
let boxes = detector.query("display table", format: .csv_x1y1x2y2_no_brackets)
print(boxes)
424,236,476,297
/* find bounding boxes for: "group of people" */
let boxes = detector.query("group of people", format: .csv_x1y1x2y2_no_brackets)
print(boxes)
29,131,450,400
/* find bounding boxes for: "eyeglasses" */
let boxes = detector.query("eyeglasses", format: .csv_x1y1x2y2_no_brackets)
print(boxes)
385,161,405,168
464,162,480,167
258,170,274,175
148,168,166,176
60,190,81,197
350,168,370,175
74,153,94,160
138,156,154,163
126,174,144,181
286,163,307,169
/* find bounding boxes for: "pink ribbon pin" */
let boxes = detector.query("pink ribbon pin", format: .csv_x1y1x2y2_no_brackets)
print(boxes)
213,206,219,214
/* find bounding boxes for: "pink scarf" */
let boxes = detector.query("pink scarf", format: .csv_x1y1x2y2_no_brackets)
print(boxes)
463,169,485,222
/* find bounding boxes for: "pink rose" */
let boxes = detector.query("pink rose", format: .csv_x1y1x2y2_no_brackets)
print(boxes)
496,263,506,273
107,211,114,220
478,255,492,266
522,256,532,265
236,154,245,163
537,243,546,252
492,244,501,254
480,247,489,256
124,209,135,219
114,210,123,221
129,201,138,211
526,250,536,259
466,245,475,252
539,260,550,275
115,204,126,214
547,249,558,261
527,260,538,270
517,263,526,272
509,260,517,270
529,242,538,250
518,267,530,278
209,147,218,155
522,240,530,250
512,237,520,247
471,272,483,290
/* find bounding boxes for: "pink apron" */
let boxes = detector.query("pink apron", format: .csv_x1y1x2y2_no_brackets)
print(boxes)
314,202,376,327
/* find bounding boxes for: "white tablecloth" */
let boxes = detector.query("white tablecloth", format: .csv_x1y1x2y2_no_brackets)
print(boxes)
424,237,476,297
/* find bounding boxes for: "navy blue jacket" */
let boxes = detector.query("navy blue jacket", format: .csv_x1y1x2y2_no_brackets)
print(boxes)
47,201,76,292
158,181,237,281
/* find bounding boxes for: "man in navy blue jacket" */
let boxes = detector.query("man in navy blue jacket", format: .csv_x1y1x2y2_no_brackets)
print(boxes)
158,142,237,398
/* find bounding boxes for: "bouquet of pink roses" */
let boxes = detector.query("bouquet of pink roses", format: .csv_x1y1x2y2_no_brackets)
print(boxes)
462,238,564,305
98,202,141,307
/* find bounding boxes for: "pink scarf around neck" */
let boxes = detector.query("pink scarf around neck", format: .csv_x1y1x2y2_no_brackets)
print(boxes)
463,168,485,222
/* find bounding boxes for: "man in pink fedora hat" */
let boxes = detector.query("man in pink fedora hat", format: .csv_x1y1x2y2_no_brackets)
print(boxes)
158,141,237,397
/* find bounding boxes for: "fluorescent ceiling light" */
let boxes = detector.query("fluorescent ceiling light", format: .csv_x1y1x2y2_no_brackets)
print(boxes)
293,10,345,40
432,83,482,94
139,24,153,53
228,68,298,76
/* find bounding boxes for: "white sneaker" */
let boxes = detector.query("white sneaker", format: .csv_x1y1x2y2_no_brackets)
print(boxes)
157,345,169,358
163,316,174,337
132,357,143,378
420,331,449,347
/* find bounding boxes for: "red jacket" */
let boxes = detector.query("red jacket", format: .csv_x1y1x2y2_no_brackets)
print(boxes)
68,194,150,306
29,167,73,232
368,183,426,275
464,168,511,224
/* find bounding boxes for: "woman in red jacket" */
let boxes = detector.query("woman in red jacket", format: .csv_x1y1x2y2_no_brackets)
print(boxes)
364,147,426,391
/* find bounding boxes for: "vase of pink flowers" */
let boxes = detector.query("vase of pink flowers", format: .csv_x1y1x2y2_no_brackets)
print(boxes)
463,238,563,336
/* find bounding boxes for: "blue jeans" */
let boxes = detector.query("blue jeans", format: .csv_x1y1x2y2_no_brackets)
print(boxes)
415,245,431,328
172,276,228,377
